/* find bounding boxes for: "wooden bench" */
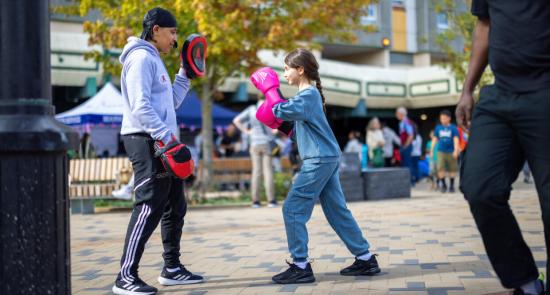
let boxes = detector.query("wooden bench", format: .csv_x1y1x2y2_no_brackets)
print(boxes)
197,157,292,190
69,157,133,214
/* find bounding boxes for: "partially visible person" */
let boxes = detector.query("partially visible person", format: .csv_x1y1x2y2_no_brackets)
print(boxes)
523,162,532,184
396,107,415,183
217,123,241,157
233,98,277,208
425,130,439,190
411,124,423,185
381,122,400,167
272,132,286,173
344,130,362,159
288,141,301,177
366,117,385,168
79,132,96,159
112,174,134,200
457,126,469,155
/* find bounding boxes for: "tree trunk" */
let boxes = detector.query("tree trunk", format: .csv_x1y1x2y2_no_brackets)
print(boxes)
199,81,214,199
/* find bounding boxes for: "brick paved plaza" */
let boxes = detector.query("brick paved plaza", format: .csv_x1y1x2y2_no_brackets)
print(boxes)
71,181,545,295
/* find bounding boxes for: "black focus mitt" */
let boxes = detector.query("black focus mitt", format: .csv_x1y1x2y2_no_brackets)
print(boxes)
181,34,207,79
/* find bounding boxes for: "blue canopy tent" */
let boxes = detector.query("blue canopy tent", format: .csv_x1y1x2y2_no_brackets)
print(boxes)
176,90,237,129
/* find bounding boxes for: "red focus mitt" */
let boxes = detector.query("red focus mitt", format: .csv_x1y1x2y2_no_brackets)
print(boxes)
154,136,194,179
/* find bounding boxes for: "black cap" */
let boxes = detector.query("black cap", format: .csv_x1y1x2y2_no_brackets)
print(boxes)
140,7,177,40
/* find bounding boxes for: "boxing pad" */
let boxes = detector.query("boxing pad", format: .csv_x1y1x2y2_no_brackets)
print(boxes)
250,67,294,135
154,136,194,179
181,34,207,79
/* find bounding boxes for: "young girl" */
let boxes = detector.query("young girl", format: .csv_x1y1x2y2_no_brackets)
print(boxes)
271,48,380,284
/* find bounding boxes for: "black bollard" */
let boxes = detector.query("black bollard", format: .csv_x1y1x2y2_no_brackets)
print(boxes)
0,1,78,294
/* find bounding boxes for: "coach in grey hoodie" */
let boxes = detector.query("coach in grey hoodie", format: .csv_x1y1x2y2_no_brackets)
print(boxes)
119,36,188,144
113,7,203,295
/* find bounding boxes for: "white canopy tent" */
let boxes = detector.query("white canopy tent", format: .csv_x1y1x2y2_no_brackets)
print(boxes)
56,82,124,157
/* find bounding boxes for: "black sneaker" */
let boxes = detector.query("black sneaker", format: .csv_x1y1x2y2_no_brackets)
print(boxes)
272,261,315,284
449,187,455,193
158,264,204,286
340,255,381,276
112,276,158,295
513,277,545,295
441,186,447,193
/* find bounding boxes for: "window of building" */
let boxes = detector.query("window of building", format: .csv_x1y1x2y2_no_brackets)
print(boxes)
360,4,378,25
390,52,414,65
392,0,405,7
436,12,449,30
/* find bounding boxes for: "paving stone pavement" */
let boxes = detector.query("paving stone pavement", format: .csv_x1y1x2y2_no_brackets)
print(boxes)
71,180,545,295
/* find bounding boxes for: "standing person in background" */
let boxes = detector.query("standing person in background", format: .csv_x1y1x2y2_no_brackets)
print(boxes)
396,107,415,183
457,126,469,170
366,117,385,168
218,123,241,157
79,132,96,159
233,97,277,208
344,130,363,161
425,130,439,190
523,162,532,184
381,122,401,167
411,124,423,185
431,110,459,193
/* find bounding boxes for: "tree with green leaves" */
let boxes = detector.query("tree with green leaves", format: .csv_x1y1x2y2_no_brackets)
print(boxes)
56,0,376,197
434,0,493,89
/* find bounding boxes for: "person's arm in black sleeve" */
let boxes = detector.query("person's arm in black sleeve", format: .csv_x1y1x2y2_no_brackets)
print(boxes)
471,0,489,19
456,0,490,132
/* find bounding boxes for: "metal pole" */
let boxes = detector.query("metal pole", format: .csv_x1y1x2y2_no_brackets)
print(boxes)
0,1,77,294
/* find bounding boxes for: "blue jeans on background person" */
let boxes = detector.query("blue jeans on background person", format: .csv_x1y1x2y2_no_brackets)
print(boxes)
282,157,370,262
411,155,420,185
400,145,413,184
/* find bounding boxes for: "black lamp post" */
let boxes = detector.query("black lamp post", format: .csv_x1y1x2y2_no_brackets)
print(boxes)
0,1,77,294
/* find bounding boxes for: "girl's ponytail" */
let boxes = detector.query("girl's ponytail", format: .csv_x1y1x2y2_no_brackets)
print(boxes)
313,73,327,113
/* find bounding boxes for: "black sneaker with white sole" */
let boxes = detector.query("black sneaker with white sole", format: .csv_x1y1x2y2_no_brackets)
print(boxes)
112,277,158,295
340,254,381,276
272,261,315,284
157,264,204,286
513,276,545,295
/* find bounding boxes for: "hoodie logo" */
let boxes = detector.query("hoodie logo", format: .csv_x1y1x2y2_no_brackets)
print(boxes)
159,74,168,84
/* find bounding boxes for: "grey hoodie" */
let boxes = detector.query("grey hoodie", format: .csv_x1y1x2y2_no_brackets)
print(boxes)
119,37,189,143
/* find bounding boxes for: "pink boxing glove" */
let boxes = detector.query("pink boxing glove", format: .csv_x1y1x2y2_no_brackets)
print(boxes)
250,67,293,135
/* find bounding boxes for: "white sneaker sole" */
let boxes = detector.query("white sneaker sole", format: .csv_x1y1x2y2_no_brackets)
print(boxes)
112,192,133,200
157,276,204,286
112,285,156,295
